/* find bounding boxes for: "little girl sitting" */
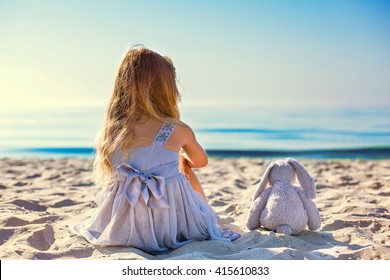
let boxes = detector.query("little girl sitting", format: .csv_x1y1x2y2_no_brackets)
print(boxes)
72,46,239,253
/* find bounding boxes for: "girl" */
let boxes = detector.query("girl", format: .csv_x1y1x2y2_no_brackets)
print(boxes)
73,47,239,254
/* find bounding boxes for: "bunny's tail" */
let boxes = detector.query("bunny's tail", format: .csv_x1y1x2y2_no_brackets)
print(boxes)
275,224,292,235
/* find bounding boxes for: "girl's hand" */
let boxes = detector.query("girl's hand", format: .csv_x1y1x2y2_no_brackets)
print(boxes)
179,149,208,202
179,151,191,180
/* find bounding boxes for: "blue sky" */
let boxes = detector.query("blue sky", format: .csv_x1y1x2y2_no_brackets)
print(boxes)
0,0,389,108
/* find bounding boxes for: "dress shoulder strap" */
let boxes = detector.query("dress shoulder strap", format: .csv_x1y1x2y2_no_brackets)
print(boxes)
153,121,177,145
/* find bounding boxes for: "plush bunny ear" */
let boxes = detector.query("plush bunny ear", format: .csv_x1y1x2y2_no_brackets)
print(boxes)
286,158,316,199
252,162,275,201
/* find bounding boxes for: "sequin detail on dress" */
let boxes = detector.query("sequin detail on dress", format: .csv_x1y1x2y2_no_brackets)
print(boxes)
154,121,176,145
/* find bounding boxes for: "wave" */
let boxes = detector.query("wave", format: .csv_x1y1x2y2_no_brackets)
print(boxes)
6,146,390,159
206,147,390,159
197,128,390,137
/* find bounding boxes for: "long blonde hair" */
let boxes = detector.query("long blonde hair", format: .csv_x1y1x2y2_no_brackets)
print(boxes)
94,47,181,186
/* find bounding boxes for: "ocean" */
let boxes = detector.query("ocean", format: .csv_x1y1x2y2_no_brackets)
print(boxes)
0,105,389,159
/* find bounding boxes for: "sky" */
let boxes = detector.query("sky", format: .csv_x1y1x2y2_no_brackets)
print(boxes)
0,0,389,108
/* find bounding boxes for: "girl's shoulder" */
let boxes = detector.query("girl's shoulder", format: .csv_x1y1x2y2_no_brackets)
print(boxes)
174,120,195,136
175,120,192,130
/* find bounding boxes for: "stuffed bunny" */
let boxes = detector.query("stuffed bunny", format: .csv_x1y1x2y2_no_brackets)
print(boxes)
246,158,321,235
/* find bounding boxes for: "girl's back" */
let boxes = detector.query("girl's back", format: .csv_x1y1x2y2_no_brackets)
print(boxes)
112,118,185,170
73,119,227,253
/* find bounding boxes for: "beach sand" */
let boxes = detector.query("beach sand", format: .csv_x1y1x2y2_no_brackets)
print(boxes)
0,157,389,260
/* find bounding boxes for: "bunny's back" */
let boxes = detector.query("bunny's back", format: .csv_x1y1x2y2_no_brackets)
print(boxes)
260,181,308,234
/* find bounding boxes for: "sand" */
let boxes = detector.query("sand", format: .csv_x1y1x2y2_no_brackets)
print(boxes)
0,157,389,260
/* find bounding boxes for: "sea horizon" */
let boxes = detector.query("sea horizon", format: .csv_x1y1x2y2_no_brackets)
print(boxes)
1,146,389,160
1,104,389,160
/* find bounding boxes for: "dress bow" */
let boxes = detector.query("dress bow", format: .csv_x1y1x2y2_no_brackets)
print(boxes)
116,163,169,208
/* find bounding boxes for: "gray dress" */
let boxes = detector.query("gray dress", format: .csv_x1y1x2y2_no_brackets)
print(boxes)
73,121,227,253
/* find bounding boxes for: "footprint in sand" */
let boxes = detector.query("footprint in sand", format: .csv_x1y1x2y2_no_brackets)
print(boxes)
223,203,238,213
234,179,247,189
378,191,390,197
27,224,55,251
31,216,60,224
0,229,15,246
31,247,95,260
71,182,94,187
11,199,47,212
50,199,78,208
42,173,61,180
4,217,29,227
338,175,360,186
52,193,65,197
220,187,233,194
322,219,385,233
315,183,331,190
368,220,384,233
25,173,42,179
370,182,383,189
211,200,227,207
4,216,60,227
13,181,28,187
321,219,349,231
